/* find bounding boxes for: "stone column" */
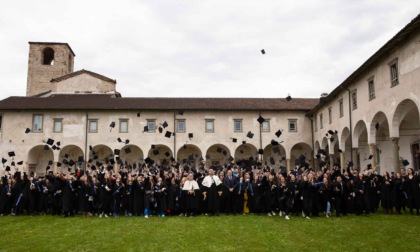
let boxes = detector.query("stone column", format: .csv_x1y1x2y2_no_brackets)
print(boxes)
369,143,377,168
340,152,345,170
286,159,291,172
352,148,358,170
329,154,334,168
391,137,400,173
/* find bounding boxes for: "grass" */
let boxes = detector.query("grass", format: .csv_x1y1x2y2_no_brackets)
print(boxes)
0,212,419,252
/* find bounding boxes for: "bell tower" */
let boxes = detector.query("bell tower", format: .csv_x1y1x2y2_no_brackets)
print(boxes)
26,42,75,97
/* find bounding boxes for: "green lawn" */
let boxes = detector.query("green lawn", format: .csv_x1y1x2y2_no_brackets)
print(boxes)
0,213,419,252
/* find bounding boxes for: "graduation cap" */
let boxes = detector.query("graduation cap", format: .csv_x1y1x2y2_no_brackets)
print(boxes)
257,116,265,124
2,158,7,164
375,122,380,130
231,138,237,143
222,150,227,156
124,147,131,154
258,149,264,155
137,112,141,117
247,131,254,139
367,164,372,169
56,141,60,146
25,128,31,134
275,130,282,138
158,127,163,133
11,161,15,166
153,150,159,155
183,144,187,149
44,145,49,151
117,137,122,143
93,155,98,160
78,156,84,162
261,49,265,54
239,149,244,154
88,159,93,163
271,139,279,146
52,145,57,150
165,152,170,157
368,155,373,160
109,122,116,130
8,151,15,157
110,159,115,165
143,126,149,132
270,157,275,165
47,160,53,165
69,160,75,166
64,154,69,159
162,121,169,128
338,149,342,153
402,160,409,166
114,149,120,155
286,95,292,102
144,157,152,164
242,141,246,145
327,130,335,135
281,157,286,161
57,162,62,167
178,111,184,115
125,139,130,144
46,138,54,145
151,144,156,149
188,133,193,139
315,154,321,159
5,166,11,172
170,157,175,162
228,156,234,162
216,147,223,153
91,165,96,170
165,131,172,138
329,137,334,142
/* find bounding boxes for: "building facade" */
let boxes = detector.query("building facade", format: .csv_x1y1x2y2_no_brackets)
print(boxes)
1,14,420,175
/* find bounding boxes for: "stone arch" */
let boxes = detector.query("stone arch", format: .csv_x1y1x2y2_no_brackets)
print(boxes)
321,137,329,152
234,143,258,161
340,127,350,151
206,144,231,167
89,144,113,164
147,145,173,166
370,111,390,144
27,145,54,175
391,99,420,138
353,120,368,148
263,143,287,169
290,142,312,169
314,140,321,157
119,145,144,167
177,144,202,166
58,145,84,167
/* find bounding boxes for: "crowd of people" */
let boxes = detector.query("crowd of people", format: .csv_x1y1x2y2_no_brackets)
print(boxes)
1,162,419,220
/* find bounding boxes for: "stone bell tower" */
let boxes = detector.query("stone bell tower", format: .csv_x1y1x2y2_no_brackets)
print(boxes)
26,42,75,97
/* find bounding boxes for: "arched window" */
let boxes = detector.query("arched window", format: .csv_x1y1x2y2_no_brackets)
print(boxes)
42,47,54,65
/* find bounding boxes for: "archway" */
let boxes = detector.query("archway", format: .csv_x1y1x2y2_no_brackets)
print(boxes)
27,145,54,175
147,145,173,166
263,143,286,170
89,144,113,165
290,142,312,169
206,144,231,167
353,120,368,170
177,144,202,166
234,143,258,169
119,145,144,167
370,112,390,172
58,145,84,170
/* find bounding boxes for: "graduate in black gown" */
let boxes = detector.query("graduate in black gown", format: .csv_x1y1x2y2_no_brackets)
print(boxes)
201,168,222,216
133,174,145,216
182,172,200,217
62,174,75,217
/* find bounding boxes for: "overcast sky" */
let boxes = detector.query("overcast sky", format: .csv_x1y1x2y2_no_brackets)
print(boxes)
0,1,419,100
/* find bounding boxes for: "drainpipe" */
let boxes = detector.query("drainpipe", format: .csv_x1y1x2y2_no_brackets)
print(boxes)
173,111,176,161
259,112,263,162
308,116,316,170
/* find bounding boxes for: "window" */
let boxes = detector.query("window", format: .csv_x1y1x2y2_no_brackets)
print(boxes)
205,119,214,133
389,58,399,87
262,120,270,132
89,120,98,133
176,120,186,133
53,119,63,133
0,114,2,132
32,114,43,132
119,119,128,133
314,116,318,132
319,113,323,129
42,48,54,65
288,119,297,132
234,119,242,132
147,120,156,132
328,107,332,124
351,90,357,110
368,78,375,100
339,99,344,118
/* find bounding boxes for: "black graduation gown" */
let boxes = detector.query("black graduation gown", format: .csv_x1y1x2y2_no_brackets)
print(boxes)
133,181,145,215
380,177,393,209
182,181,200,212
205,179,222,213
62,180,75,215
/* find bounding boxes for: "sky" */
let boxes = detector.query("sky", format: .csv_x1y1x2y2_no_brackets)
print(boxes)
0,0,419,100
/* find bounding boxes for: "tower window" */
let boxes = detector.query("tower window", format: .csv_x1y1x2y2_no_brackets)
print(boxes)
43,47,55,65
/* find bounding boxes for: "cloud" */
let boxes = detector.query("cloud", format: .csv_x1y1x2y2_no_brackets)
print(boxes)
0,0,419,100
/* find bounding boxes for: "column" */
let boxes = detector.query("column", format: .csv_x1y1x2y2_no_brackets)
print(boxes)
340,152,345,170
352,148,358,169
329,154,334,168
391,137,400,173
369,143,377,169
286,158,291,171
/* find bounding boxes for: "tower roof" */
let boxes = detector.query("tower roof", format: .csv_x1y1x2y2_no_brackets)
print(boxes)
28,42,75,56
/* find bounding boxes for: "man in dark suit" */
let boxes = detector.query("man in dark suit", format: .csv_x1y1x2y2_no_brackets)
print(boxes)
224,169,237,215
